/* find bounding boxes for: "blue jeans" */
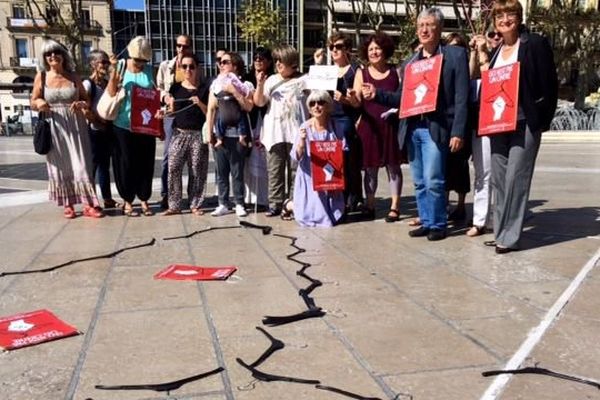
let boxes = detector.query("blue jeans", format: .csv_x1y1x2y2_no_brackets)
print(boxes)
89,127,114,200
408,127,448,230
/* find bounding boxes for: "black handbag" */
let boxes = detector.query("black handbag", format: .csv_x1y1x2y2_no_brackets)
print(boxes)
33,114,51,155
33,72,52,155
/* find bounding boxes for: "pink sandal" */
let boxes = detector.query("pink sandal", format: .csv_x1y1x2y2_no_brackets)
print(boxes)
83,206,104,218
64,206,76,219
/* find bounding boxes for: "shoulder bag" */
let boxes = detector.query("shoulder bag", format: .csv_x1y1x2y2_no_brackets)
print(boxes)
96,60,126,121
33,71,52,155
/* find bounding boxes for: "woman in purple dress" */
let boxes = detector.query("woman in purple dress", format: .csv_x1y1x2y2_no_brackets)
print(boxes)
286,90,345,227
352,32,403,222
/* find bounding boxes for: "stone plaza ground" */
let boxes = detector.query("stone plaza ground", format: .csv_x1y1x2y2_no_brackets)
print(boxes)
0,135,599,400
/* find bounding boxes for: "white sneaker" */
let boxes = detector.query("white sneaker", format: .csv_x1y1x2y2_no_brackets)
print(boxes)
211,205,229,217
235,204,248,217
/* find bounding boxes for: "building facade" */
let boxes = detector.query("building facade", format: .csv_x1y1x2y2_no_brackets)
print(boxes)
0,0,112,124
144,0,301,76
112,9,146,56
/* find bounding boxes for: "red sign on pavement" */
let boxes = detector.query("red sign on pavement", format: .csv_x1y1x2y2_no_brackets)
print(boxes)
0,309,79,351
399,54,443,119
130,85,163,136
154,265,238,281
310,140,345,192
478,62,520,136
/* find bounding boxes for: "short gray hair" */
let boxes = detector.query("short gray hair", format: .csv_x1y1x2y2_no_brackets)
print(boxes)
88,49,109,66
306,90,333,109
38,39,76,72
417,7,445,28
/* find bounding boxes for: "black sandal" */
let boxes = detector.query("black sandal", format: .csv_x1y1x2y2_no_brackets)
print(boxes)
385,209,400,223
265,208,281,217
281,199,294,221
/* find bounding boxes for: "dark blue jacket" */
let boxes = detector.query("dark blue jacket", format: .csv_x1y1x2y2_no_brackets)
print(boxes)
375,44,470,149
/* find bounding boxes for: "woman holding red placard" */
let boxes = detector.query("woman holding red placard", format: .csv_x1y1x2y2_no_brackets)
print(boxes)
288,90,345,227
106,36,157,217
485,0,557,253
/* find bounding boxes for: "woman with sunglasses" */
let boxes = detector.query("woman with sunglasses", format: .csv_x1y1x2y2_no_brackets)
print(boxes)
465,30,501,237
352,32,403,222
106,36,157,217
83,49,119,210
206,52,254,217
287,90,345,227
328,32,364,214
484,0,558,253
161,55,209,216
30,39,103,219
254,45,309,220
243,47,274,210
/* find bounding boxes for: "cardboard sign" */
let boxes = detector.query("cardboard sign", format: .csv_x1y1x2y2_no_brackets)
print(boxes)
306,65,339,91
478,62,520,136
154,265,237,281
399,54,443,118
0,309,79,351
310,140,345,191
130,85,163,136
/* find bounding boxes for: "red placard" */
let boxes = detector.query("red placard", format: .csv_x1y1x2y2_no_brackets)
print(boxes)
399,54,443,119
130,85,163,136
0,309,79,351
478,62,520,136
310,140,345,192
154,264,237,281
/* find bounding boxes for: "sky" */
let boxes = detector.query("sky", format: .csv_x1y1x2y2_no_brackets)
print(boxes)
114,0,145,11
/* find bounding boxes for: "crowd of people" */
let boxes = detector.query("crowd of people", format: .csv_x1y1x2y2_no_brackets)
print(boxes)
30,0,558,252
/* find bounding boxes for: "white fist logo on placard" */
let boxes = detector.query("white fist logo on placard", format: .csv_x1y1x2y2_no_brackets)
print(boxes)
414,83,428,104
141,109,152,125
8,319,35,332
492,96,507,121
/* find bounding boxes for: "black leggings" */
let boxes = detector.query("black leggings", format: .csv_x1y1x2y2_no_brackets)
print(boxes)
112,126,156,203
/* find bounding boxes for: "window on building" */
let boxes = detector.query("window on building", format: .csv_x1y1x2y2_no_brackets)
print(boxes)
46,7,58,23
82,41,92,60
13,5,26,18
81,9,91,27
15,39,28,58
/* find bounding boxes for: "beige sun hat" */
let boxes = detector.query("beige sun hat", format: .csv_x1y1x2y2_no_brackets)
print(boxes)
127,36,152,61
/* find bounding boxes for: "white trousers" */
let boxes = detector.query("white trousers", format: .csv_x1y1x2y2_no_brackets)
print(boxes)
471,133,492,227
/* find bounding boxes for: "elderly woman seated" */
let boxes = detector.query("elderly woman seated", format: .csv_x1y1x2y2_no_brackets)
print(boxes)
284,90,345,227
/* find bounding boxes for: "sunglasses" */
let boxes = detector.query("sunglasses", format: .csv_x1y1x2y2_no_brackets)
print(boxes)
176,43,190,49
44,51,63,58
254,56,266,62
308,100,327,107
328,43,345,51
219,59,232,66
133,58,148,64
487,31,502,39
181,63,195,70
99,59,110,65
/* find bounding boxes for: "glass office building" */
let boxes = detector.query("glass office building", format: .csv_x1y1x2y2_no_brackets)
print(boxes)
144,0,302,76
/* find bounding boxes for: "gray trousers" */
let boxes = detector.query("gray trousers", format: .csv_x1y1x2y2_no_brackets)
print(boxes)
490,122,541,249
267,142,294,210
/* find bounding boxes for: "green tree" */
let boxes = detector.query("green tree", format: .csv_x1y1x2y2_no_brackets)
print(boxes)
25,0,95,71
238,0,284,48
528,1,600,109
